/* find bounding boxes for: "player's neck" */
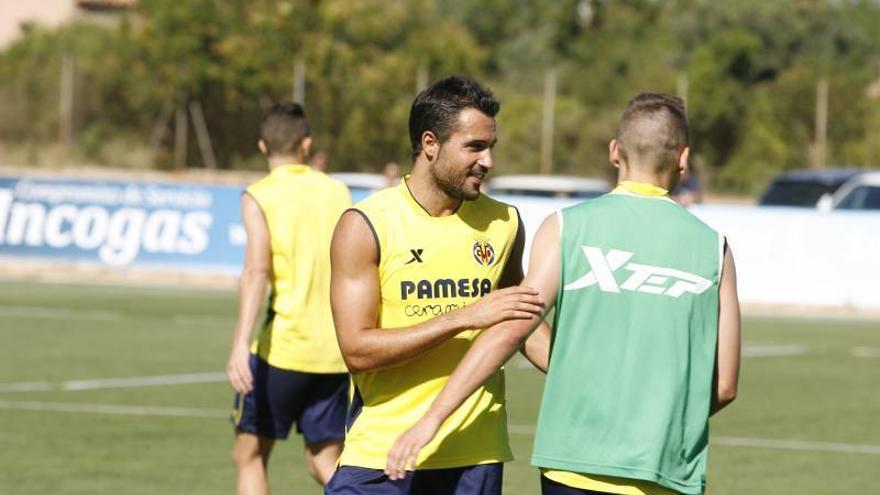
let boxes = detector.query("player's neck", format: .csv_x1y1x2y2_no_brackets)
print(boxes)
617,165,674,190
267,154,307,171
406,171,462,217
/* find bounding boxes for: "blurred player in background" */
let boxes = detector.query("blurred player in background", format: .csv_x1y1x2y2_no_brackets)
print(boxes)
325,76,549,494
310,150,330,173
383,160,401,187
386,93,741,495
227,102,351,493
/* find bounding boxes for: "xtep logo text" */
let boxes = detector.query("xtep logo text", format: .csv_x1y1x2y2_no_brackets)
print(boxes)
564,246,711,297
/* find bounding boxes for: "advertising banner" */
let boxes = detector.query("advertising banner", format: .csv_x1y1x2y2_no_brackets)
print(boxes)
0,176,247,273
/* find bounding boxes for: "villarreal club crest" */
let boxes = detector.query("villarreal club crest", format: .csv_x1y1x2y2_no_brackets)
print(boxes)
472,239,495,266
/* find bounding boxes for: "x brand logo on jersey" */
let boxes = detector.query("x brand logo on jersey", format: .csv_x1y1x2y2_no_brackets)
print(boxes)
405,248,424,264
564,246,711,297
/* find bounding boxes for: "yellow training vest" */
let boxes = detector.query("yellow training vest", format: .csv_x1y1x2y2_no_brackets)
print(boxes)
338,178,518,470
246,164,350,373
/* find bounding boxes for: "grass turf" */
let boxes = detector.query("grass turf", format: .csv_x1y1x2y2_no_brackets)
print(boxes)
0,280,877,494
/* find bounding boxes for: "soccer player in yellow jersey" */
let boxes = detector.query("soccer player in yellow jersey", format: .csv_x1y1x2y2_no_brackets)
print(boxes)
386,94,742,495
227,103,351,494
325,76,550,495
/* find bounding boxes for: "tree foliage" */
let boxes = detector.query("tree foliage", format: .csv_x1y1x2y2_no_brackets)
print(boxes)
2,0,880,193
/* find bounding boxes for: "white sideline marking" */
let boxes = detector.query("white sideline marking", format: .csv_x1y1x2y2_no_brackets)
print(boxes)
172,315,233,326
0,400,226,419
62,372,228,391
742,343,807,358
509,344,809,370
0,401,877,456
0,372,227,393
710,436,880,455
851,346,880,358
508,424,880,455
0,305,123,321
0,304,231,325
0,382,52,393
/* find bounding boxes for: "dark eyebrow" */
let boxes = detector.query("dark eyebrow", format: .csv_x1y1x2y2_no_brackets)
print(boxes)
465,137,498,148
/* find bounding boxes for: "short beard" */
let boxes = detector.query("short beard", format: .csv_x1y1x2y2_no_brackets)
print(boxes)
431,165,480,201
430,146,481,201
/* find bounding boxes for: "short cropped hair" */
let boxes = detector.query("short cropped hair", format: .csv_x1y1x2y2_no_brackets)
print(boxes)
615,93,689,172
409,76,500,159
260,102,310,155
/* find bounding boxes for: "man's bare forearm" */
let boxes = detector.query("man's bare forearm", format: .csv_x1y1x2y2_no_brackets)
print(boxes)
520,322,551,373
341,309,477,373
231,268,268,348
422,316,542,424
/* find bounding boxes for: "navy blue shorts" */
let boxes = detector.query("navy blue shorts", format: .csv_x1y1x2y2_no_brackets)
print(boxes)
232,354,348,444
325,464,503,495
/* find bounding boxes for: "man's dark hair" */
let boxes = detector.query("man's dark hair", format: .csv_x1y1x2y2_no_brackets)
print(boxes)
260,102,310,156
616,93,689,171
408,76,500,159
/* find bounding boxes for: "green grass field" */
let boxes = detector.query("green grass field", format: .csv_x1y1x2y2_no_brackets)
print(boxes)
0,280,877,494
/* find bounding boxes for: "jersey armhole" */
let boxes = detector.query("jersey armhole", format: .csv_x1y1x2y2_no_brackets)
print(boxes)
346,208,381,264
512,205,524,243
556,209,564,240
554,209,565,322
242,190,272,243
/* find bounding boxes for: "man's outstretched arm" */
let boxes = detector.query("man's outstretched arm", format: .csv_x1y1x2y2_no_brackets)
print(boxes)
330,210,545,374
384,212,562,478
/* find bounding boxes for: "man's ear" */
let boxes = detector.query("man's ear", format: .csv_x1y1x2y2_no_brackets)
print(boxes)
258,139,269,157
609,139,621,169
299,136,313,158
422,131,439,161
678,146,690,176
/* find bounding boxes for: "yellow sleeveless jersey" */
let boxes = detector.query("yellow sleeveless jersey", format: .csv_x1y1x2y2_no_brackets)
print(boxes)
339,178,518,470
542,470,677,495
246,164,350,373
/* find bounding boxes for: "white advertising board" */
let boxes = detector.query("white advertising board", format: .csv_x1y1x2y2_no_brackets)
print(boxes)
498,195,880,310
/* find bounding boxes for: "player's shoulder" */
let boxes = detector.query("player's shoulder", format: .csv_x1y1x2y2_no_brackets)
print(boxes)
560,193,615,216
673,204,721,237
472,193,519,220
353,186,401,214
311,171,350,197
311,169,343,187
245,172,275,195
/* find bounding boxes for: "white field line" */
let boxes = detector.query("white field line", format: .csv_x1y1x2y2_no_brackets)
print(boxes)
0,400,226,419
510,344,809,369
710,436,880,455
0,304,231,325
0,371,227,393
507,424,880,455
851,346,880,358
172,315,233,326
742,344,808,358
0,382,53,392
1,401,876,457
62,372,228,391
0,305,123,321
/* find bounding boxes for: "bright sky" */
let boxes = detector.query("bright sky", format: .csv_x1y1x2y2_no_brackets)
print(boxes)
0,0,77,49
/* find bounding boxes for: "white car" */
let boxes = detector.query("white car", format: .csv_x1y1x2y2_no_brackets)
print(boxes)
829,172,880,210
486,174,609,199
